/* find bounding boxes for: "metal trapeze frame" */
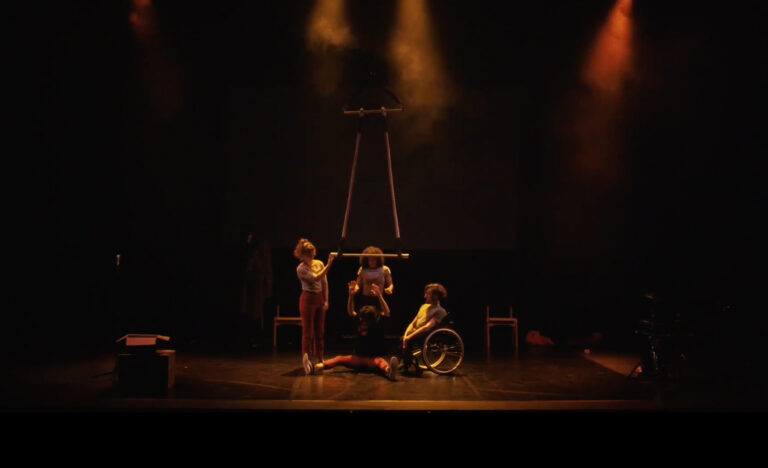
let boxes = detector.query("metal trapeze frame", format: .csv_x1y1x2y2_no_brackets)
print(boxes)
334,106,409,260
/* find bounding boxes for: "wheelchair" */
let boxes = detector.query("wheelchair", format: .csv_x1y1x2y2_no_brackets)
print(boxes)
403,316,465,375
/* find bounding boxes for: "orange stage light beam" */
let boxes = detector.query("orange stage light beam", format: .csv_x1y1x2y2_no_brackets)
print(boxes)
306,0,353,52
583,0,633,95
306,0,354,95
130,0,155,42
389,0,452,132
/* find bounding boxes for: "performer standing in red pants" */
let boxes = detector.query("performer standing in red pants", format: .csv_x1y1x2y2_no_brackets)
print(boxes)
294,238,335,366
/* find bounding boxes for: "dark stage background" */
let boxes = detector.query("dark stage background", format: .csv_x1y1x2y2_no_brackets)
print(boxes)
4,1,764,359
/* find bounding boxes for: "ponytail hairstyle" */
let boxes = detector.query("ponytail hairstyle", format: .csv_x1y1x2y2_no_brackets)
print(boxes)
293,238,316,260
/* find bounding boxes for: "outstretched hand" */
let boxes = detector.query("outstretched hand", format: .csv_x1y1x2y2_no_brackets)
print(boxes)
327,252,336,266
348,280,357,295
370,283,381,297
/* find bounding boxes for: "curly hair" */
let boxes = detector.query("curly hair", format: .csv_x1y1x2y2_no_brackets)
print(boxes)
359,245,384,268
424,283,447,302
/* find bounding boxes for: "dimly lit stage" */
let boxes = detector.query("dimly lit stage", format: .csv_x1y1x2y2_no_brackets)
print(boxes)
2,344,762,412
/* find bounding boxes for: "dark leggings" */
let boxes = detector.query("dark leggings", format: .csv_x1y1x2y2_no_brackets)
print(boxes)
402,337,425,370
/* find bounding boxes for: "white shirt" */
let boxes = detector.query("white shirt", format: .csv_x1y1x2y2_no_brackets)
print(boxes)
296,260,325,293
356,265,392,295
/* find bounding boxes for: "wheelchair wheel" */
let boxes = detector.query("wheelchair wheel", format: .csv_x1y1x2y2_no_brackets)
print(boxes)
422,328,464,374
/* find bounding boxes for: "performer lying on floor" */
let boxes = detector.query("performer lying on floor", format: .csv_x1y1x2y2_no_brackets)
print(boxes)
303,282,398,381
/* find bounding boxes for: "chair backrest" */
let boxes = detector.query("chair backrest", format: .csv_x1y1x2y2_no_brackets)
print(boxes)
486,306,514,321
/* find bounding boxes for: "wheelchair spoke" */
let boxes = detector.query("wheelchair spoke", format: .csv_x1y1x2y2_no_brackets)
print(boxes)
430,354,446,367
419,328,465,374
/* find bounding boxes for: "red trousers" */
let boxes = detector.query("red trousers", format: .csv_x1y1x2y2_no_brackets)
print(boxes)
323,355,389,373
299,291,325,358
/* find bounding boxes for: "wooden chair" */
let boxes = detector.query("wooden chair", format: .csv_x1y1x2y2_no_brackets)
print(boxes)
273,305,302,350
485,306,518,354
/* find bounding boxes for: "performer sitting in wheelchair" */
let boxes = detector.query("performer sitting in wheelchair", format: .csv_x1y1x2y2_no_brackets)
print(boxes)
401,283,448,374
303,282,398,380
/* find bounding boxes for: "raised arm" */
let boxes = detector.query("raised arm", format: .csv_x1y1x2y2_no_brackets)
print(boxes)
352,267,362,294
370,283,390,317
346,281,358,317
297,253,336,283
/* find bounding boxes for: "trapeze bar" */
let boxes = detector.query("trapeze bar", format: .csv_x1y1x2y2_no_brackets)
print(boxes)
332,252,410,259
343,107,404,116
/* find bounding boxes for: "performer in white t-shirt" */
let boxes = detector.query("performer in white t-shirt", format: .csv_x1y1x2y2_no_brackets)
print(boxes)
351,246,393,310
294,238,335,366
